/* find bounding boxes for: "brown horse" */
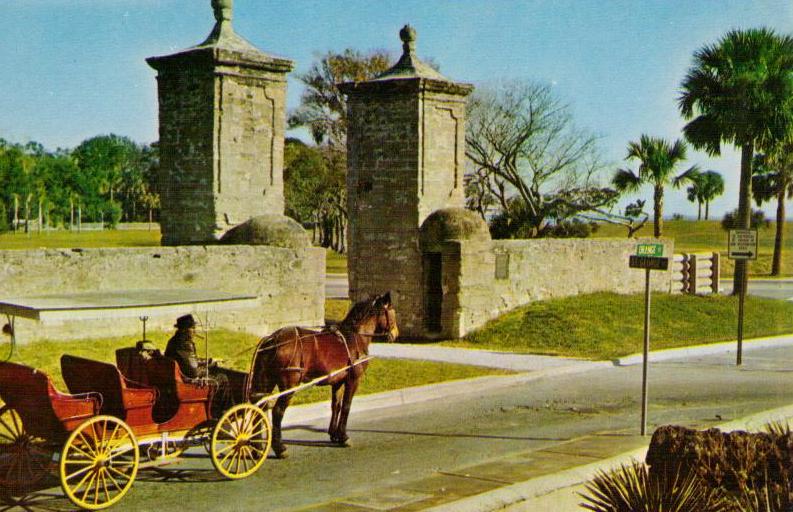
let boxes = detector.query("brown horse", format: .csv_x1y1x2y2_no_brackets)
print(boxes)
251,292,398,458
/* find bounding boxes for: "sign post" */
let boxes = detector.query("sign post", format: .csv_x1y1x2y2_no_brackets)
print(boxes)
629,243,668,436
728,229,757,366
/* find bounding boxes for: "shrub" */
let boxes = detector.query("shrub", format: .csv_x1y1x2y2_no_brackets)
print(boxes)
579,460,728,512
721,208,769,231
643,424,793,510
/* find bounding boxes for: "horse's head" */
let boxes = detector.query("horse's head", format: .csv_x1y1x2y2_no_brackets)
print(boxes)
372,292,399,343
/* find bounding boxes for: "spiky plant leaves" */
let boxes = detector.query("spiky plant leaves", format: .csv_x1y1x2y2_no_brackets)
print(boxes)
579,460,729,512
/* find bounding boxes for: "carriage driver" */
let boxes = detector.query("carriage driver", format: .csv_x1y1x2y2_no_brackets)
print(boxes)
165,314,232,416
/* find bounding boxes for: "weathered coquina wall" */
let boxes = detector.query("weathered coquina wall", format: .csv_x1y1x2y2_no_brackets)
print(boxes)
439,238,675,338
0,246,324,343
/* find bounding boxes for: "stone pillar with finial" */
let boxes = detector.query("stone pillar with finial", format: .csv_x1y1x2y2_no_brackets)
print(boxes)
340,25,474,337
147,0,294,245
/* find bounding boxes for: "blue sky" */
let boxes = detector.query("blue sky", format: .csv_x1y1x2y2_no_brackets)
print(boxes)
2,1,792,219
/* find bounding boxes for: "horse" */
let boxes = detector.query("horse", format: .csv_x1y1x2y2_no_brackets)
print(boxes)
250,292,398,458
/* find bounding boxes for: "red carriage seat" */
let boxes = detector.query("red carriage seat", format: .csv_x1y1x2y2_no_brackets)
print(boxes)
115,347,212,425
61,355,157,427
0,361,100,441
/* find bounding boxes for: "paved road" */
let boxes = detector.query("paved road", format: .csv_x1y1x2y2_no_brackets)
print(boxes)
18,343,793,512
326,273,348,299
720,278,793,300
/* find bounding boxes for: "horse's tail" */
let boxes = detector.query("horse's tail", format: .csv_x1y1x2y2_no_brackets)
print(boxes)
247,331,280,399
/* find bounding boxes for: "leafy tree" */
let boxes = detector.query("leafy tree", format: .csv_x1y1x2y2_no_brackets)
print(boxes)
288,49,392,252
679,27,793,294
721,208,768,230
290,49,391,149
71,134,157,224
612,135,699,237
686,170,724,220
465,80,616,238
752,147,793,275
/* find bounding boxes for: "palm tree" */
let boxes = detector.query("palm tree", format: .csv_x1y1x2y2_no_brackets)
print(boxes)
613,135,699,237
686,179,705,220
699,171,725,220
752,146,793,276
679,28,793,295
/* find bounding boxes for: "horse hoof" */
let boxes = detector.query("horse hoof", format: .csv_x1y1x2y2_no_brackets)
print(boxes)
337,438,351,447
274,447,289,459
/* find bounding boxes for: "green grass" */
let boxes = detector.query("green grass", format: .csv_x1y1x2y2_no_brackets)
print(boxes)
325,299,351,323
0,229,161,250
326,250,347,274
593,219,793,277
441,292,793,360
12,327,508,407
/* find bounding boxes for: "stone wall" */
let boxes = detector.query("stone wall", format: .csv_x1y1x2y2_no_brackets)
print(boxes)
448,238,675,337
0,246,324,343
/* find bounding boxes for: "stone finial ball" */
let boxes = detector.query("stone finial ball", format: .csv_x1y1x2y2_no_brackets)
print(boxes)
212,0,233,21
400,24,417,45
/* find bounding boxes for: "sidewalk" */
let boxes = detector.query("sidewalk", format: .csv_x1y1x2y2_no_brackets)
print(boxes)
285,334,793,512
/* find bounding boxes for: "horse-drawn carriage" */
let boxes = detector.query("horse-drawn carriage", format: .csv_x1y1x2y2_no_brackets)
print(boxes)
0,289,397,510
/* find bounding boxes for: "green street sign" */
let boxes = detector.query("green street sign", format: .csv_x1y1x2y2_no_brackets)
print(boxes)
636,243,663,257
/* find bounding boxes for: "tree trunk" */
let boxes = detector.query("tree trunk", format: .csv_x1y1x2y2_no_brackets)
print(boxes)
24,195,30,234
13,195,18,232
772,187,785,276
705,201,710,221
70,199,74,230
653,186,664,238
733,142,754,296
697,201,702,221
37,197,42,234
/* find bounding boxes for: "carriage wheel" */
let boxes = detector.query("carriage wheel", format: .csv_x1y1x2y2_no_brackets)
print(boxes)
210,404,271,479
60,416,139,510
0,406,51,493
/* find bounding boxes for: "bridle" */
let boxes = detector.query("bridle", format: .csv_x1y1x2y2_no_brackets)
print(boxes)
373,303,396,342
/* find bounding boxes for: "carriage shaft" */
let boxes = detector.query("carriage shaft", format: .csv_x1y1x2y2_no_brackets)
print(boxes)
253,357,372,408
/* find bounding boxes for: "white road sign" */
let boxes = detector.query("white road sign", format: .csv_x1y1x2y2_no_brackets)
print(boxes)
728,229,758,260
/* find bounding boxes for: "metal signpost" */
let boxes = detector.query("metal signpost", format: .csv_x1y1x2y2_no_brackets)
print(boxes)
629,243,669,436
728,229,758,366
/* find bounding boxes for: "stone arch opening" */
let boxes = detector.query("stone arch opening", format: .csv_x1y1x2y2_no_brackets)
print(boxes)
419,208,491,337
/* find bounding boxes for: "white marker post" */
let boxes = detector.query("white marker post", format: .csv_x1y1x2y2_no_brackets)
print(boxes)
629,243,668,436
728,229,758,366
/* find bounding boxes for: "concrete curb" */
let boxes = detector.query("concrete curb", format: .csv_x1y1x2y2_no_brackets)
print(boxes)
424,403,793,512
615,334,793,366
283,361,610,426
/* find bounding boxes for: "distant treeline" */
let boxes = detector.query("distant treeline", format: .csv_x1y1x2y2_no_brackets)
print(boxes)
0,135,159,231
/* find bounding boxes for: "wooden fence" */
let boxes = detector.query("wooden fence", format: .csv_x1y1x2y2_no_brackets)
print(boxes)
671,252,720,295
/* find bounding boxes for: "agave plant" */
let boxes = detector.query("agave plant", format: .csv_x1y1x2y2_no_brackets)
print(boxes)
579,460,729,512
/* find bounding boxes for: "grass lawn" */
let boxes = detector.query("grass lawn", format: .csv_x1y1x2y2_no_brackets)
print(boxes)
12,327,509,407
326,250,347,274
593,220,793,277
0,228,161,250
440,292,793,360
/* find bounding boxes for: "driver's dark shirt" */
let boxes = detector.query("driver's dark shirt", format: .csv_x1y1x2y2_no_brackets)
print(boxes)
164,329,199,379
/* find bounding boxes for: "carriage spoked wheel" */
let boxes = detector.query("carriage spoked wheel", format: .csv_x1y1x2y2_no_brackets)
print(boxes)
60,416,139,510
0,406,51,493
210,404,271,479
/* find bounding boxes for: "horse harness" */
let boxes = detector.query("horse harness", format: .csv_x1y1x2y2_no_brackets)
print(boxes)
280,326,364,377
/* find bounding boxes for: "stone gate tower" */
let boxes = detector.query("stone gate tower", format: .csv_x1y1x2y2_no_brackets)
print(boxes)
147,0,293,245
341,26,473,337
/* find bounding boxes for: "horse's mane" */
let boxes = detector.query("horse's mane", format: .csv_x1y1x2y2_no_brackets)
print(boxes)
338,299,379,334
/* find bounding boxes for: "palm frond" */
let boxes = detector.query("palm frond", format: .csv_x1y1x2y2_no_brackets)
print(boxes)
612,168,641,192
